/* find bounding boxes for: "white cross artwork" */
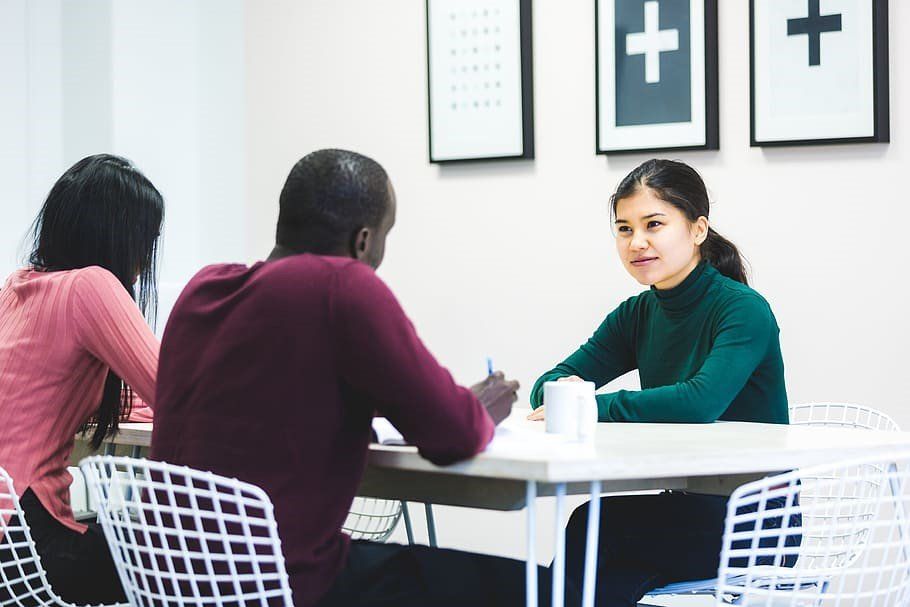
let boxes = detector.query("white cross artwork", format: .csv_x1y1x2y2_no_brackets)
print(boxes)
625,1,679,84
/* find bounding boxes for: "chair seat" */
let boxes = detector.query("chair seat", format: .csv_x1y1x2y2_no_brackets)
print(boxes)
649,569,825,596
647,578,719,595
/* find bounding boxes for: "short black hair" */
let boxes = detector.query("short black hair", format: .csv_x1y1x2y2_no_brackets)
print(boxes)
276,149,391,253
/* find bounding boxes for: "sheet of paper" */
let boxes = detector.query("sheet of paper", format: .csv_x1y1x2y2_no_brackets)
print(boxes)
372,416,595,458
372,417,406,445
485,422,596,459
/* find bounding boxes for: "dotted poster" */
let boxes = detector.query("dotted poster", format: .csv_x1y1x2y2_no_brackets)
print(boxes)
428,0,526,161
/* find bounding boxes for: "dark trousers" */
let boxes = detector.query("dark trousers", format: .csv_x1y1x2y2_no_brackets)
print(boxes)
563,491,801,607
0,489,125,605
316,540,582,607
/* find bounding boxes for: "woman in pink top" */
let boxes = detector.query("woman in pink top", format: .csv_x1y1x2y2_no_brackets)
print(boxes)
0,154,163,603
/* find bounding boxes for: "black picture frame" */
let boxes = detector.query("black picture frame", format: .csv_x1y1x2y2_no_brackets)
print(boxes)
750,0,889,147
594,0,719,156
426,0,535,164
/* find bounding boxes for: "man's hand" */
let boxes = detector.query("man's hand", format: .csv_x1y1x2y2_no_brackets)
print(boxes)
470,371,519,426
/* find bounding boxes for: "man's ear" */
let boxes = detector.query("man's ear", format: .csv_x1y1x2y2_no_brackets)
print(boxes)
351,227,371,261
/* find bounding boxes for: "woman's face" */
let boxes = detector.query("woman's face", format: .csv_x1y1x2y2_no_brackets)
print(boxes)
614,187,708,290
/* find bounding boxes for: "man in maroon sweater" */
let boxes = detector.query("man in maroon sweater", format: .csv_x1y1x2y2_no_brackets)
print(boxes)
151,150,573,607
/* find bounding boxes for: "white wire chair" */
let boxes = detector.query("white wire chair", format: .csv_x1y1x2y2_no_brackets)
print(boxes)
714,449,910,606
789,402,901,432
78,456,293,607
341,497,403,542
647,402,902,600
1,465,125,607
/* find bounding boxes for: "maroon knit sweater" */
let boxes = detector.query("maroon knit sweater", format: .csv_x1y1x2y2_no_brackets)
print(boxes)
151,254,494,607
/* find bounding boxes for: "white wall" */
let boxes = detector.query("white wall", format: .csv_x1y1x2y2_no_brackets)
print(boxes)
108,0,246,328
0,0,66,280
0,0,31,279
245,0,908,424
245,0,909,559
0,0,246,332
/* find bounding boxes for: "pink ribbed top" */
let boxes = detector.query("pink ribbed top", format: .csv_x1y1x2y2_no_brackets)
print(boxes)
0,266,158,533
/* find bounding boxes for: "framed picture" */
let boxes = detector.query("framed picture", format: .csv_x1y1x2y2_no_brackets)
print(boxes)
595,0,719,155
750,0,889,146
426,0,534,163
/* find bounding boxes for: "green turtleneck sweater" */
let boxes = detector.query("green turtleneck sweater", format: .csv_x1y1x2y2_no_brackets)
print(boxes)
530,262,788,424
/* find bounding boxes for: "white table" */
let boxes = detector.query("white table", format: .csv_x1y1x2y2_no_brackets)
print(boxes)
101,414,910,607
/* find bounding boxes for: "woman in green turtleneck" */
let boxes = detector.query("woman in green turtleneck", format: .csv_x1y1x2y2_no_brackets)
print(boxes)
529,159,792,607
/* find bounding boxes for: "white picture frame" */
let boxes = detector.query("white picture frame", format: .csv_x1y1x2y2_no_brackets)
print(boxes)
595,0,719,155
750,0,889,146
426,0,534,163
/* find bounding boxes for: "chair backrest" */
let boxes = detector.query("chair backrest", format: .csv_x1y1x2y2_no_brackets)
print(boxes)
789,402,901,432
0,467,70,607
79,456,293,607
715,449,910,607
788,402,902,572
341,497,402,542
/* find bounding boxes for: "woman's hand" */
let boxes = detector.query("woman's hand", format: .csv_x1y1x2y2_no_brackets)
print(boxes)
527,376,583,421
527,405,545,421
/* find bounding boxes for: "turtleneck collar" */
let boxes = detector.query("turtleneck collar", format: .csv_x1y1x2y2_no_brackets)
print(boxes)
651,260,715,314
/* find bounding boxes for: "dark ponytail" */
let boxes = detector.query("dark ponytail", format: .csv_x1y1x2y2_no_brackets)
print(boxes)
610,159,748,285
28,154,164,449
701,228,747,284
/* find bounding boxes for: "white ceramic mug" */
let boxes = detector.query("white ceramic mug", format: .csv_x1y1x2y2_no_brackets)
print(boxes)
543,380,597,442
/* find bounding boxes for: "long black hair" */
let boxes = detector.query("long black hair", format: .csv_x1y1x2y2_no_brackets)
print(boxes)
28,154,164,449
610,159,748,284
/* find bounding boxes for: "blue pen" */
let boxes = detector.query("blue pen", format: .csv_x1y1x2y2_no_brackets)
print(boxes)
486,357,494,376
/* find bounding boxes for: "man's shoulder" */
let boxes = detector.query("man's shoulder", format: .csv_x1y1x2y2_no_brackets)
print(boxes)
179,256,387,309
182,255,362,288
187,262,252,285
261,255,387,298
256,254,373,280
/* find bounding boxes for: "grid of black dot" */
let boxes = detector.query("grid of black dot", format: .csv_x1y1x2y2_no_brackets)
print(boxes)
445,7,505,111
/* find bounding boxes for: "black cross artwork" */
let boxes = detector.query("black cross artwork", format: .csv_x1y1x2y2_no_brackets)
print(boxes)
787,0,842,67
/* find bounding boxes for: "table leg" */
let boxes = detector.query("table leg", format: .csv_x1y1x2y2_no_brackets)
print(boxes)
424,503,438,547
551,483,567,607
582,481,602,607
526,481,537,607
402,502,415,545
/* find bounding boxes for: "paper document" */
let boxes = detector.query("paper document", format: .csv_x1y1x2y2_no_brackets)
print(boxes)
372,417,406,445
486,422,596,459
371,416,595,458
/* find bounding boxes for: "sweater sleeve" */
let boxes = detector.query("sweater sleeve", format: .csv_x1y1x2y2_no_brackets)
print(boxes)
71,267,159,407
597,294,774,423
330,263,494,466
530,298,638,408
